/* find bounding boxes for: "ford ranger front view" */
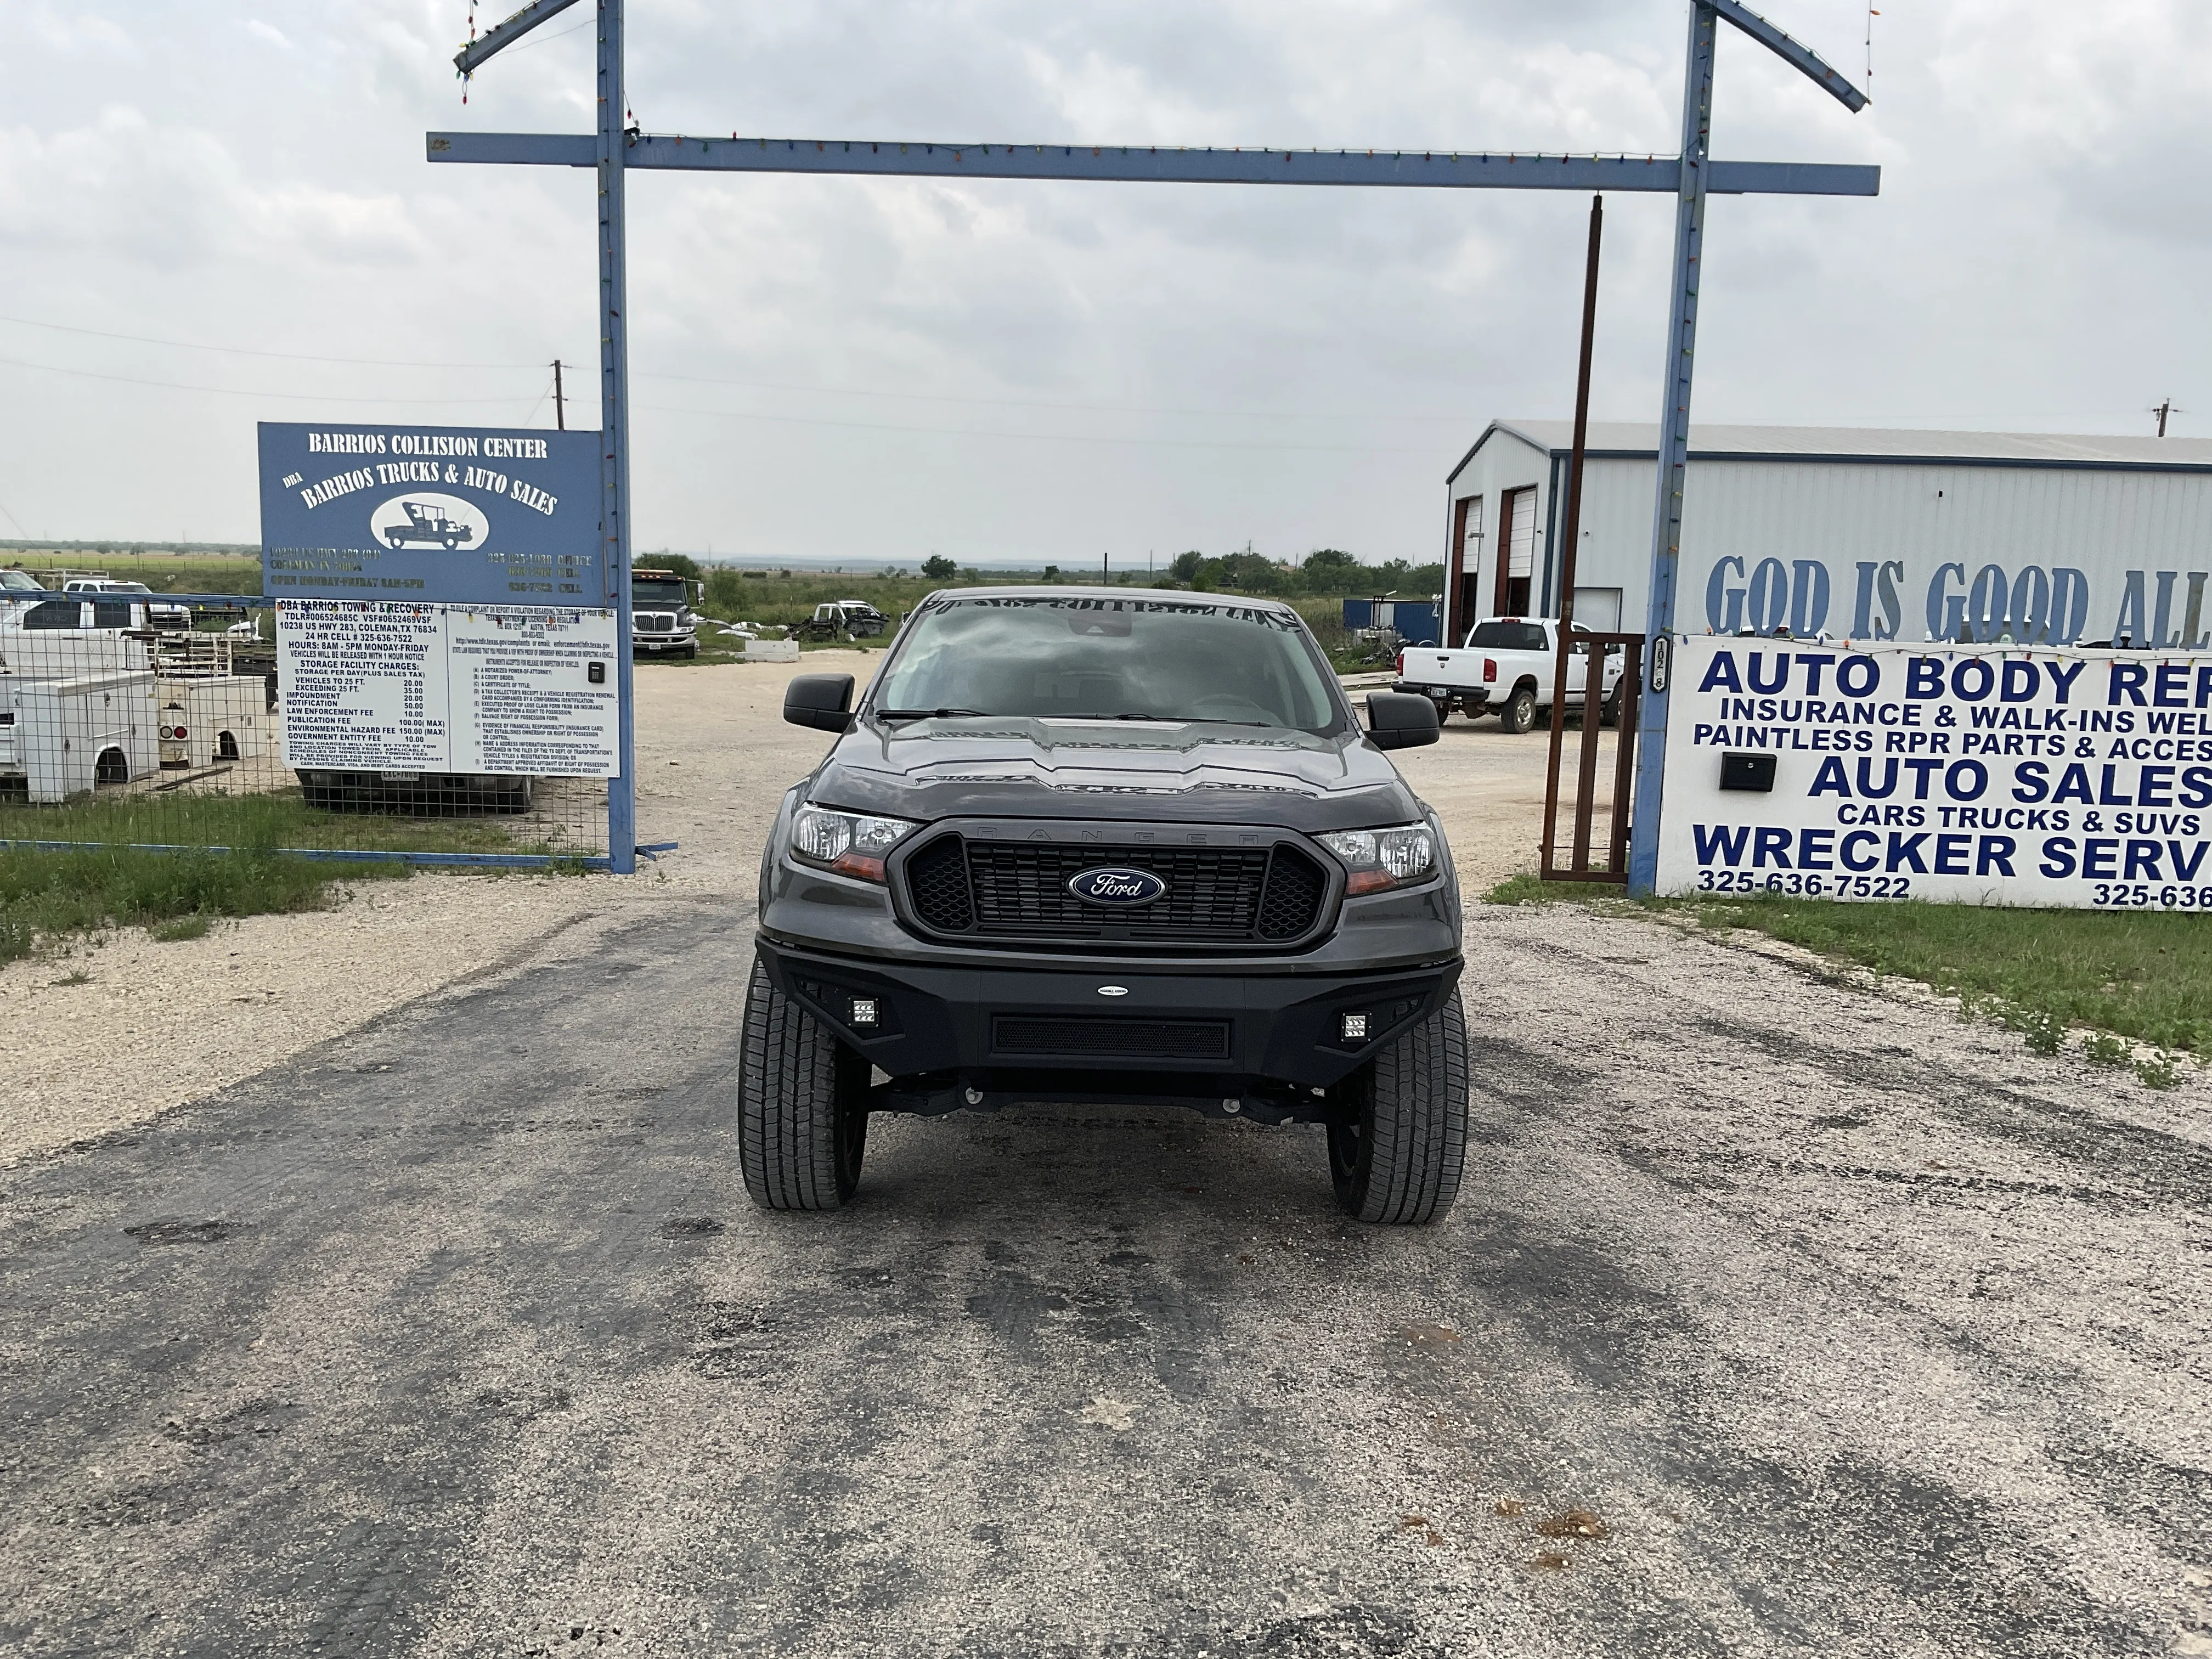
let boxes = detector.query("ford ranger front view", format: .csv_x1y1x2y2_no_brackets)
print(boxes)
746,588,1468,1224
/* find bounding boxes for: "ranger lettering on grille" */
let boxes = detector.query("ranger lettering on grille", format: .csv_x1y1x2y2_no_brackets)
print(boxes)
746,586,1468,1225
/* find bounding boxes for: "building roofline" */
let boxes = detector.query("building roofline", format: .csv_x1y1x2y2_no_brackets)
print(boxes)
1446,419,2212,481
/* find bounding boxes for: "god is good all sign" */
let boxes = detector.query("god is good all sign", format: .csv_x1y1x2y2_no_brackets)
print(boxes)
1655,636,2212,911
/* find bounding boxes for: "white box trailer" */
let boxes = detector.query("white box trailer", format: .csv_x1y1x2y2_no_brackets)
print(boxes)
156,676,271,767
0,670,159,802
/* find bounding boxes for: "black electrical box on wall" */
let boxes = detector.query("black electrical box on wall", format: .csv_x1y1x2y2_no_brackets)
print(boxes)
1720,752,1776,792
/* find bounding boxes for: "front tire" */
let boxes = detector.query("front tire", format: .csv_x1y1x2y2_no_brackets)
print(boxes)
740,958,868,1210
1327,993,1468,1224
1500,687,1537,734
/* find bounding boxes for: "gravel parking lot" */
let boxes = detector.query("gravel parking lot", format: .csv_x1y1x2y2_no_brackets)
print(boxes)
1,661,2206,1656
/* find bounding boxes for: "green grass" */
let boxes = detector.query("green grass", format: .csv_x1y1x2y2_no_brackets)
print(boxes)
0,844,408,964
0,789,534,855
1487,873,2210,1085
5,554,263,596
0,787,599,962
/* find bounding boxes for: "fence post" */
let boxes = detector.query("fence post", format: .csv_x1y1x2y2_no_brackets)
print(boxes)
599,0,637,873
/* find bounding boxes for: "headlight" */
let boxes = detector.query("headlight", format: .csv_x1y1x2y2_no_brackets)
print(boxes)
1317,823,1437,895
791,805,919,883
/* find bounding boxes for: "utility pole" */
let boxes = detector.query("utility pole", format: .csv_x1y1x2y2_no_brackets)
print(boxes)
552,359,567,430
1541,193,1605,882
1102,550,1109,583
2155,398,2177,438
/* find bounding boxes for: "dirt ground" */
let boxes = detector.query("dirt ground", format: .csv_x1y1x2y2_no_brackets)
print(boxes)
3,657,2208,1655
3,818,2208,1656
0,658,1583,1165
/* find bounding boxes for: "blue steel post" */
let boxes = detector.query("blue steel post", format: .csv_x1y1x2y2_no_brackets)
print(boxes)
1626,4,1718,896
598,0,637,873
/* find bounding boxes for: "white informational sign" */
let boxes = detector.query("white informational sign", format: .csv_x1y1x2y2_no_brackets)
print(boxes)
1656,635,2212,911
278,599,619,777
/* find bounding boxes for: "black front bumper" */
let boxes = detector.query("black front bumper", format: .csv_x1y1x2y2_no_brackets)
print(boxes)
756,936,1460,1123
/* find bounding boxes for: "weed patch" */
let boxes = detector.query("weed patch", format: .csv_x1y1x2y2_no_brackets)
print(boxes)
1493,876,2211,1076
0,846,405,962
1612,890,2210,1073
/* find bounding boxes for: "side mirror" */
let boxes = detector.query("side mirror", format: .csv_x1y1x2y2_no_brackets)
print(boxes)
1365,691,1440,751
784,672,856,732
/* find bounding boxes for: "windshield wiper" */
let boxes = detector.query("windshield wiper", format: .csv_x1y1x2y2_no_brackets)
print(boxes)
875,707,992,721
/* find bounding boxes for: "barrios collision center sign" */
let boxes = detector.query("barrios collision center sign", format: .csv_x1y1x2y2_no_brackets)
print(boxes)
257,421,599,602
1656,636,2212,910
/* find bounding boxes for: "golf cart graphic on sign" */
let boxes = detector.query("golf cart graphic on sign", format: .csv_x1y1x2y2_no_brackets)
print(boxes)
370,493,488,551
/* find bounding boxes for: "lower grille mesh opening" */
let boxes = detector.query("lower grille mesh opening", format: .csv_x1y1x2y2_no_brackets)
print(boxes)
991,1015,1231,1061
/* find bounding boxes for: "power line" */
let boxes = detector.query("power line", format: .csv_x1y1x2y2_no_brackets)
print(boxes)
0,311,1471,425
518,374,557,429
0,354,543,404
631,399,1437,455
501,15,592,54
630,365,1477,424
0,313,546,370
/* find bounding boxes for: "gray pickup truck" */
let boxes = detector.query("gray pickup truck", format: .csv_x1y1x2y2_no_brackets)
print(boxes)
747,587,1469,1224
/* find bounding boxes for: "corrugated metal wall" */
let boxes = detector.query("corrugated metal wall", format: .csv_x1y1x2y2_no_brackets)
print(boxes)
1449,441,2212,645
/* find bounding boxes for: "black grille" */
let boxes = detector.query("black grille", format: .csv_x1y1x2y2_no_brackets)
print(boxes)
1256,847,1329,939
905,836,975,932
899,835,1330,946
992,1016,1231,1060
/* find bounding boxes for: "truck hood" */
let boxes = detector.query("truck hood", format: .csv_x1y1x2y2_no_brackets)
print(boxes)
807,716,1426,831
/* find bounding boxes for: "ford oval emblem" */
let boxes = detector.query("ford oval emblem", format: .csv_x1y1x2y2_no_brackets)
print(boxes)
1067,866,1166,907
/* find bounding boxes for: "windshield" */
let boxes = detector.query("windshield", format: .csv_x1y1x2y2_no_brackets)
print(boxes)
872,596,1344,731
1464,620,1549,651
0,571,42,592
631,578,687,609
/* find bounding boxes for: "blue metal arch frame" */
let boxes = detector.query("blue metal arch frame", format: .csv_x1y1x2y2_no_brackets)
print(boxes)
437,1,1872,888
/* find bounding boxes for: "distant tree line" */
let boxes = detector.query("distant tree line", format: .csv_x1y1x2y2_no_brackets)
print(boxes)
1168,547,1443,598
686,546,1446,611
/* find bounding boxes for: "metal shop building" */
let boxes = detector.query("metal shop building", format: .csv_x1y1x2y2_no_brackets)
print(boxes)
1442,421,2212,651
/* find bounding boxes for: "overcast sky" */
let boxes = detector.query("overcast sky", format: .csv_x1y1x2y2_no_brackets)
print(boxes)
1,1,2207,563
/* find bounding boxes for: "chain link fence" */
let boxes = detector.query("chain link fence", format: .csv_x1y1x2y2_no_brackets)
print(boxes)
0,580,608,869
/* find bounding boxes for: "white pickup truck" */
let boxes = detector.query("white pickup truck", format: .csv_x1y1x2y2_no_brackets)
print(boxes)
1392,617,1626,733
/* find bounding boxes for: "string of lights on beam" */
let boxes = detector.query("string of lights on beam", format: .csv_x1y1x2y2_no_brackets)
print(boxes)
427,133,1880,199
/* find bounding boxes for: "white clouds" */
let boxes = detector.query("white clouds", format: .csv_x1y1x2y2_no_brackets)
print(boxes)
0,106,430,269
0,1,2205,555
16,2,136,61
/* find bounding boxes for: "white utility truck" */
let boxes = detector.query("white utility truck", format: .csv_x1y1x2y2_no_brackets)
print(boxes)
1391,617,1626,733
